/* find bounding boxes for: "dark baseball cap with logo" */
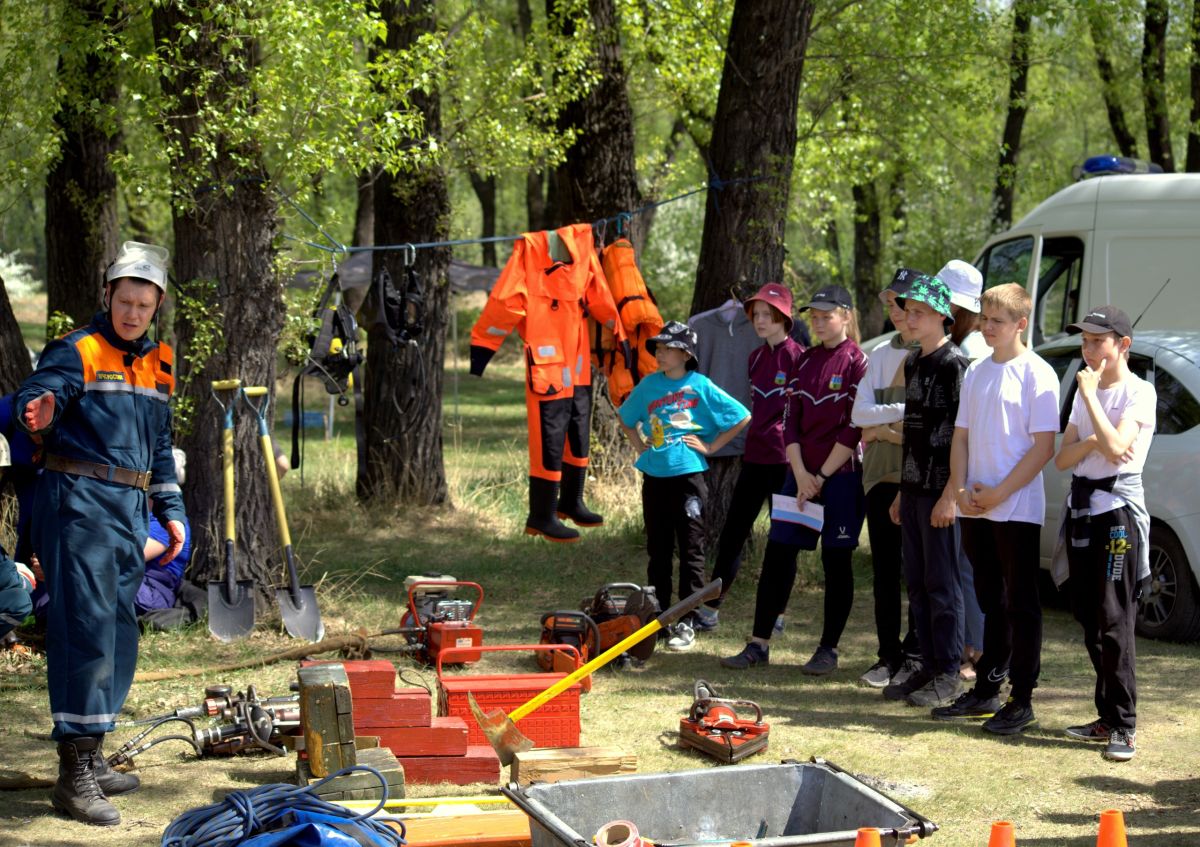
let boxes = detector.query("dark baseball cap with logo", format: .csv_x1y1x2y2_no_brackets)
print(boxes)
1067,305,1133,339
799,284,853,312
879,267,925,303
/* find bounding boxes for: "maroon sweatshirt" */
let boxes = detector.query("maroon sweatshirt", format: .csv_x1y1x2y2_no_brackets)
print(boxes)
782,337,868,476
743,336,805,465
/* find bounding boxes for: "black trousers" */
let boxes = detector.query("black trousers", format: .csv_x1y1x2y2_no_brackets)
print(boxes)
900,493,964,677
1067,505,1139,731
710,462,787,608
960,518,1043,703
865,482,918,666
750,540,853,646
642,472,708,609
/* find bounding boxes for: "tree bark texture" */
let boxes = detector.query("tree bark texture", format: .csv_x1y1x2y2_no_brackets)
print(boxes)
691,0,814,315
44,0,121,331
468,172,499,267
1142,0,1175,172
851,180,883,338
358,0,451,507
550,0,643,243
1188,0,1200,171
153,3,284,606
0,276,32,395
991,0,1033,234
1089,17,1139,159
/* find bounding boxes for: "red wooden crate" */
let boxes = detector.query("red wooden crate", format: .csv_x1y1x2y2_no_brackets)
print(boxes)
354,688,432,729
371,716,469,757
300,659,396,700
398,744,500,785
436,645,581,749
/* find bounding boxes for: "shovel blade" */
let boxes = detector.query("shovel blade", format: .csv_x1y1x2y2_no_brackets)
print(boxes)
207,580,256,642
468,692,533,766
276,585,324,642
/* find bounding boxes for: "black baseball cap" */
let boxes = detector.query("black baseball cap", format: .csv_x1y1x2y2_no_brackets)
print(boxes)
1066,305,1133,339
800,284,853,312
879,268,924,303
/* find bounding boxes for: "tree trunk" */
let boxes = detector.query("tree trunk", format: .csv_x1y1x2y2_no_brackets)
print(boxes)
1089,16,1139,158
353,170,375,249
44,0,120,331
469,172,499,267
0,276,32,394
691,0,814,315
1188,0,1200,171
358,0,451,507
851,180,883,338
1143,0,1175,172
152,3,284,605
991,0,1033,234
550,0,643,240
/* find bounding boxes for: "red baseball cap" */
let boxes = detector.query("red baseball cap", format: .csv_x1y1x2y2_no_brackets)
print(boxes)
744,282,794,332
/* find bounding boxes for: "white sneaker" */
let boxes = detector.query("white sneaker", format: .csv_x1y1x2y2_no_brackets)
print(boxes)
666,621,696,652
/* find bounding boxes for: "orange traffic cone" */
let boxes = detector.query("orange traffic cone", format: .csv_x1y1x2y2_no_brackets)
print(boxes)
987,821,1015,847
854,828,881,847
1096,809,1127,847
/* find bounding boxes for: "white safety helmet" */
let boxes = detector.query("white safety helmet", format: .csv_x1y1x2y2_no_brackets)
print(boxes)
106,241,170,294
0,432,10,468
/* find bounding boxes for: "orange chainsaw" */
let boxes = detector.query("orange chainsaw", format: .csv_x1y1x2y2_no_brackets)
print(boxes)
678,679,769,763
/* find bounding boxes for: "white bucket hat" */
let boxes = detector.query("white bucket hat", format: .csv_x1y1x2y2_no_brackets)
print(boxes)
106,241,169,292
936,259,982,313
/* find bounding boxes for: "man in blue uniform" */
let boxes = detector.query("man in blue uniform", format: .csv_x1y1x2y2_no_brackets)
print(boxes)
16,241,187,826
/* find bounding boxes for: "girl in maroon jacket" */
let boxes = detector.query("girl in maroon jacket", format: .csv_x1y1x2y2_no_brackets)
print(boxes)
721,285,867,672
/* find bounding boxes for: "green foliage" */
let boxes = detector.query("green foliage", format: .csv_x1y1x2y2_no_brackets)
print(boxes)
171,275,221,435
45,310,74,341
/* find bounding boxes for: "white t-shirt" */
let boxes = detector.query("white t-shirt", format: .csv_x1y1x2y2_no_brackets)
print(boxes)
1068,372,1156,515
955,350,1061,524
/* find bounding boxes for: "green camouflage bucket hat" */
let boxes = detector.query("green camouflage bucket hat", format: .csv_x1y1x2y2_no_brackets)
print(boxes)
896,274,953,320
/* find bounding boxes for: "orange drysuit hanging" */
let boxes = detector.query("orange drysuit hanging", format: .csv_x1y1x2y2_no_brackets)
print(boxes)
596,238,663,407
469,223,625,540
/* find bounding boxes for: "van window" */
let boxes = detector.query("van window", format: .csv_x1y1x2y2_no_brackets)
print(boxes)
1034,237,1085,343
979,236,1033,293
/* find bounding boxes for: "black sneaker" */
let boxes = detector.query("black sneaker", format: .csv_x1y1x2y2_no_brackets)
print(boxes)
905,672,961,707
800,645,838,676
982,699,1036,735
859,660,894,689
930,689,1003,721
1064,719,1111,742
1103,728,1136,761
720,641,769,669
883,666,931,702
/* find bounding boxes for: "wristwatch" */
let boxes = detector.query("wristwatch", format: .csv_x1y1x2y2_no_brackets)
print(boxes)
813,469,827,482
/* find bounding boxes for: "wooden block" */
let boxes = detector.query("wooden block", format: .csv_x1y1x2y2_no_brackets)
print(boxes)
510,746,637,785
299,663,357,777
373,716,469,757
297,746,405,800
399,745,500,785
355,688,433,729
396,810,532,847
302,659,397,699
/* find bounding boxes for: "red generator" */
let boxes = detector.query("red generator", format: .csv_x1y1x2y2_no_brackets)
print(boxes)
400,576,484,665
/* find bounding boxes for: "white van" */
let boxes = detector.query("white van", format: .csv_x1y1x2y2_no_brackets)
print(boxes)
975,173,1200,343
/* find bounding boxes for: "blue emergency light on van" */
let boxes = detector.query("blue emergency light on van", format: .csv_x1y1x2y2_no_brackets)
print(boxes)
1075,155,1164,179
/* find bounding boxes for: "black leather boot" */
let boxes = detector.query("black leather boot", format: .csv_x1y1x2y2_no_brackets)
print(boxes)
93,738,140,796
524,477,580,542
556,464,603,527
51,737,120,826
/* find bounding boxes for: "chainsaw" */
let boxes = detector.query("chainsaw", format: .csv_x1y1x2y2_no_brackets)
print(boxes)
678,679,769,763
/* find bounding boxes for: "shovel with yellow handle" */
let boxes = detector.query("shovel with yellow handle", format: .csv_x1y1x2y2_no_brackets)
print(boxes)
469,579,721,765
206,379,256,641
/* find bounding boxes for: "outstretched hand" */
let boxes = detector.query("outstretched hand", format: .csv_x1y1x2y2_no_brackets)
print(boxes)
22,391,55,433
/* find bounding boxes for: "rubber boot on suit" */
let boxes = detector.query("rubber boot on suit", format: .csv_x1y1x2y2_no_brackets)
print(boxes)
52,736,120,826
557,463,602,527
526,477,580,542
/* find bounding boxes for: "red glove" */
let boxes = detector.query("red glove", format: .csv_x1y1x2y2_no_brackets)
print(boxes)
160,520,186,566
22,391,55,433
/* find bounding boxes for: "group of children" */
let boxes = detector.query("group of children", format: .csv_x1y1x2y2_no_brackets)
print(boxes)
616,267,1155,764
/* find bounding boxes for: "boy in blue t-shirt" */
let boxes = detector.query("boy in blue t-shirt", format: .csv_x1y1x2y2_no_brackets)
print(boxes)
619,321,750,651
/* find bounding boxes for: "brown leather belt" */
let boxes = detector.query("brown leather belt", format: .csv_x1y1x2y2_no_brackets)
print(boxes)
44,454,151,492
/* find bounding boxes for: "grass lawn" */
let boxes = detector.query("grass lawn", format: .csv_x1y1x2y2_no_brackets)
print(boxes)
1,315,1198,846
